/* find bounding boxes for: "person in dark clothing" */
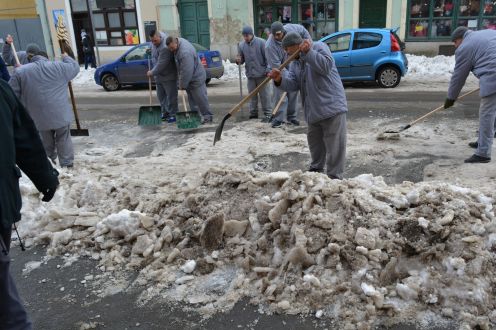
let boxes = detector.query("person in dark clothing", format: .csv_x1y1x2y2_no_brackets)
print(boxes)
0,79,59,330
81,30,96,70
0,56,10,81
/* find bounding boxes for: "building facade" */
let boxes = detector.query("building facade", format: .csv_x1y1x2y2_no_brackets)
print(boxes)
4,0,495,65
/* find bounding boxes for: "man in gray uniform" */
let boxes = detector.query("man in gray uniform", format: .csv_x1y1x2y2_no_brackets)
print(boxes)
444,26,496,163
146,30,178,123
237,26,272,122
265,22,311,128
9,50,80,167
269,32,348,179
2,34,39,66
166,36,213,124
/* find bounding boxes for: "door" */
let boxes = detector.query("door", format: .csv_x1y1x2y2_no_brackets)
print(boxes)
359,0,387,28
0,18,46,53
324,33,352,79
117,44,149,84
350,32,384,79
179,0,210,48
72,13,93,64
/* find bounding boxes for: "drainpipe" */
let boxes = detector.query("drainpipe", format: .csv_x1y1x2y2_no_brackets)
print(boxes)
38,0,55,58
86,0,101,66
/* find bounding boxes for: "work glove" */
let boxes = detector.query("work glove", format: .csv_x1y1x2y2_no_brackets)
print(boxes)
41,186,57,202
444,98,455,109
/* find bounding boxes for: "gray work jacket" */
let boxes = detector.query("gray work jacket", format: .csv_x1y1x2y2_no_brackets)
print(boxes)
265,24,311,70
9,55,80,130
175,38,205,89
278,42,348,125
150,32,177,82
448,29,496,99
238,36,269,78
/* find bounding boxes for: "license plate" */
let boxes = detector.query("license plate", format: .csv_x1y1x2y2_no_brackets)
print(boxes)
212,56,220,62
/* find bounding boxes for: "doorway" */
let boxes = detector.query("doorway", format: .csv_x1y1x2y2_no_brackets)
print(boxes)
178,0,210,48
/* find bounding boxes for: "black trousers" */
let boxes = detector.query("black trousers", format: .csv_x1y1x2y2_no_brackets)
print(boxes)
0,227,32,330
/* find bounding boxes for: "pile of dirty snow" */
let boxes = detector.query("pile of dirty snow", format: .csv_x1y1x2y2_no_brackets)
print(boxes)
17,162,496,328
220,59,246,81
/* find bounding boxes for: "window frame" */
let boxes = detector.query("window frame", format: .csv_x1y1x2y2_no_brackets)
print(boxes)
352,32,383,50
325,32,351,53
69,0,139,47
406,0,496,41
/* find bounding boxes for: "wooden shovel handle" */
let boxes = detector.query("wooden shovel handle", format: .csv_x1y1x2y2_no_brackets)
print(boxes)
271,92,287,116
409,88,480,127
10,42,21,66
148,58,152,106
227,50,300,117
181,90,188,113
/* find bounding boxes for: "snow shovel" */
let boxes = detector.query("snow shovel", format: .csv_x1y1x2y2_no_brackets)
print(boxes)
383,88,480,134
213,50,300,145
138,58,162,126
56,40,89,136
176,90,201,129
269,91,287,122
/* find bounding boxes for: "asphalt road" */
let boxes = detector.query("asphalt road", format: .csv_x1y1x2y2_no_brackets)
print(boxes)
10,84,478,329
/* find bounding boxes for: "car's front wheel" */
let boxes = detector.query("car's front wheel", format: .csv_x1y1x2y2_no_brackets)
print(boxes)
102,74,121,91
376,66,401,88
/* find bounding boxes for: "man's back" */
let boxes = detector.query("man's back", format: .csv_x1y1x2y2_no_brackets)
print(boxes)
176,38,205,87
9,55,79,131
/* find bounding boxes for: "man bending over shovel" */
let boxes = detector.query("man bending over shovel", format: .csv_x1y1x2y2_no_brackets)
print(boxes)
166,36,213,125
444,26,496,163
269,32,348,179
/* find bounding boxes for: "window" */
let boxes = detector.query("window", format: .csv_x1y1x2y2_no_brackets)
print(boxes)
407,0,496,41
70,0,139,46
326,33,351,52
125,44,148,61
352,32,383,50
254,0,337,40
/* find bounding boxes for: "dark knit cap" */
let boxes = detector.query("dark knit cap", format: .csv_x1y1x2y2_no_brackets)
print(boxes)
271,21,285,35
451,26,469,41
242,26,253,35
26,43,41,55
281,32,303,48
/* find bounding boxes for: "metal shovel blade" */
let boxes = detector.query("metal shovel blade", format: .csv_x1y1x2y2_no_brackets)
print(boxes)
70,128,89,136
213,113,232,145
138,105,162,126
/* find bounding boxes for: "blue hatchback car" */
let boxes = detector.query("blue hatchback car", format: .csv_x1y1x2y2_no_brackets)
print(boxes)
319,28,408,88
94,42,224,91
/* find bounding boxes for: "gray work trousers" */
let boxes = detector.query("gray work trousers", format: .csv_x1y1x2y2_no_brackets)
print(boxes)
0,228,33,330
476,92,496,158
307,113,347,179
273,87,298,122
156,80,178,116
186,82,213,120
247,77,271,118
39,125,74,167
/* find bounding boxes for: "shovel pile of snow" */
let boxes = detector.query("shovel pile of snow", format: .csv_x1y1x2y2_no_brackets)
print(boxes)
18,163,496,328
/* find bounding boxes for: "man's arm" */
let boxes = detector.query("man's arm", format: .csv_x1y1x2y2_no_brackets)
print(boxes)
301,43,333,74
0,56,10,81
2,41,27,66
237,43,245,65
265,39,282,69
60,55,80,81
447,47,473,100
151,48,172,75
178,52,195,89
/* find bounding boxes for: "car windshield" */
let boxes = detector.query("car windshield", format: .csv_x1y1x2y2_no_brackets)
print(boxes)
125,45,149,61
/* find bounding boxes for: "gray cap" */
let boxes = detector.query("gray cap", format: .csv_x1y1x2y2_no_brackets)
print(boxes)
451,26,469,41
281,32,303,48
242,26,253,35
26,43,41,55
271,21,285,35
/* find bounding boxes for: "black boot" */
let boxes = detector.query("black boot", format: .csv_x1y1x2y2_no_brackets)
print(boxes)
468,141,478,148
464,154,491,163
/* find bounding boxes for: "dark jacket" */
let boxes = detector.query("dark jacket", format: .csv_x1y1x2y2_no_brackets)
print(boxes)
0,56,9,81
82,35,92,55
0,80,59,229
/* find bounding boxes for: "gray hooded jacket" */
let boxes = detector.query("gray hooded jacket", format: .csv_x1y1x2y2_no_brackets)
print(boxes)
150,32,177,82
175,38,205,89
278,41,348,125
448,29,496,99
265,24,311,70
9,55,80,130
238,36,269,78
